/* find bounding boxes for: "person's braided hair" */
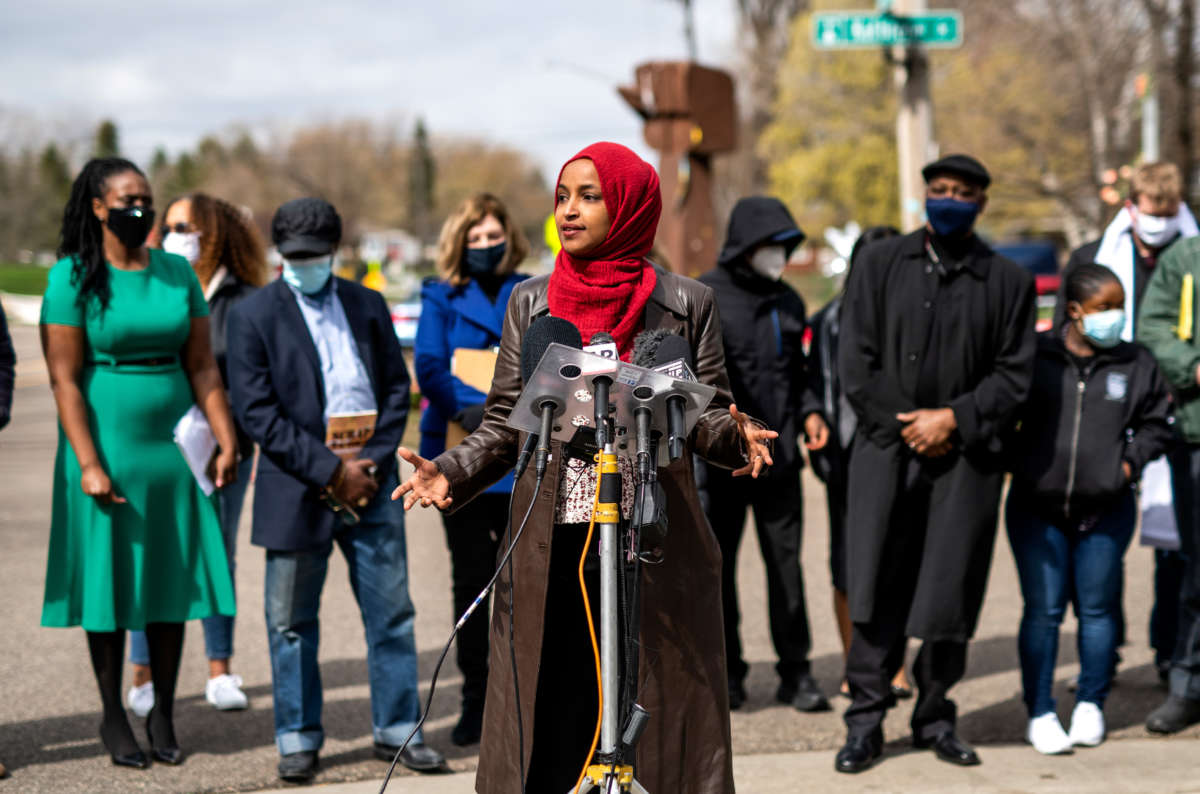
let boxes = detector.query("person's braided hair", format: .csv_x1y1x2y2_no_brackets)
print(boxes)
1064,262,1122,306
57,157,145,310
165,193,268,288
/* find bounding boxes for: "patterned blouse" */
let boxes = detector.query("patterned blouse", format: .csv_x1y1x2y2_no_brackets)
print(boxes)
554,453,637,525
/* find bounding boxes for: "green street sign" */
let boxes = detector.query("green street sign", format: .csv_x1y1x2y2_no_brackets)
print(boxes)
812,10,963,49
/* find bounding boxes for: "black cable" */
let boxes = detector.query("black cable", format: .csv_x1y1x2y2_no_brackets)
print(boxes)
377,472,544,794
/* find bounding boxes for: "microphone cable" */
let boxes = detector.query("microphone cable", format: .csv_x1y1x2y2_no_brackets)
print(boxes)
573,472,605,794
377,468,545,794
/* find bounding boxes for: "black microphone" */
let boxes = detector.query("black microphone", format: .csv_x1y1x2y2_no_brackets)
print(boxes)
514,316,583,479
587,332,616,448
653,334,695,461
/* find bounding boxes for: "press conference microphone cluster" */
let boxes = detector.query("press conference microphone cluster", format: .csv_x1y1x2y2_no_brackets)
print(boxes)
514,316,583,480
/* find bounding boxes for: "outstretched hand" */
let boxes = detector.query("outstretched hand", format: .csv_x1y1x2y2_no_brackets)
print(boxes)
391,447,453,511
730,404,778,478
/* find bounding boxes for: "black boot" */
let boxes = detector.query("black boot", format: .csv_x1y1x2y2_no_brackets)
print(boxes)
834,729,882,774
86,631,148,769
1146,694,1200,734
451,698,485,746
144,622,185,765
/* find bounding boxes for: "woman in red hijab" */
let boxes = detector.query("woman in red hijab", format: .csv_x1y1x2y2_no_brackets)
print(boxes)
395,142,774,793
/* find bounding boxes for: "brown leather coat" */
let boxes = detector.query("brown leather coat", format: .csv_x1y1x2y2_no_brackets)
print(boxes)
436,266,748,794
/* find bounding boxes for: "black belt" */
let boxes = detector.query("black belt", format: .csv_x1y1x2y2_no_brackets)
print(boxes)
88,356,178,368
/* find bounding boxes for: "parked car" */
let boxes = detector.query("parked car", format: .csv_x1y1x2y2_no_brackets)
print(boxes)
994,241,1061,332
391,302,421,348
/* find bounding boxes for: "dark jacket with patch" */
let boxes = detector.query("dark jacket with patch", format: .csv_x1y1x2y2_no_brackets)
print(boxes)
1008,332,1173,525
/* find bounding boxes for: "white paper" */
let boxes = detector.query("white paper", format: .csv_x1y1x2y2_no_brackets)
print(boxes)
1140,455,1180,550
174,404,217,496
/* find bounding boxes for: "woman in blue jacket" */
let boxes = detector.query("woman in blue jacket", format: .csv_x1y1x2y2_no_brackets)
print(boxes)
1006,263,1172,754
415,193,530,746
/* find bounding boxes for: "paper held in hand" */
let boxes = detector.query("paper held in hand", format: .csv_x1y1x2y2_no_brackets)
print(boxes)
327,410,378,462
174,405,218,496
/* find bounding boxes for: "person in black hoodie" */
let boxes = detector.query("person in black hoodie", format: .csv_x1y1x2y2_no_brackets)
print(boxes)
1006,263,1172,754
697,196,831,712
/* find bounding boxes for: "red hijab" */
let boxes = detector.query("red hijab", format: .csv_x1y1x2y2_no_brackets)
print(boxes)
547,142,661,360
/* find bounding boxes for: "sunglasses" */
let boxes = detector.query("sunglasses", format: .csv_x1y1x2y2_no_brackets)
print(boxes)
161,222,197,235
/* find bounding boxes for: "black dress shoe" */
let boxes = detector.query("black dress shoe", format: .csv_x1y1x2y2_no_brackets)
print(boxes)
914,731,980,766
109,749,150,769
790,674,832,713
834,731,882,773
1146,694,1200,734
145,710,183,766
374,741,448,773
451,699,484,746
728,680,747,711
277,750,319,783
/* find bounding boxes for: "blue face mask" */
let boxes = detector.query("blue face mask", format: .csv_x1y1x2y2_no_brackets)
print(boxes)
463,242,506,277
1080,308,1126,348
282,254,333,295
925,197,981,238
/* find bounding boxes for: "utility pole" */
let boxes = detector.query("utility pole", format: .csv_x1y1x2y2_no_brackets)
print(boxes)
891,0,934,231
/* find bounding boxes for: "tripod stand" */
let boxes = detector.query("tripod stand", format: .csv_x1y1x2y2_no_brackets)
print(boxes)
577,374,649,794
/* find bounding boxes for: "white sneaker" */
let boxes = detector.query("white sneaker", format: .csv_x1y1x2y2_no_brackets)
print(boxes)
205,673,249,710
1026,712,1073,755
126,681,155,718
1068,701,1105,747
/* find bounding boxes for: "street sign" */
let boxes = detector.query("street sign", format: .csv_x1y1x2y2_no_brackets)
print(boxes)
812,10,963,49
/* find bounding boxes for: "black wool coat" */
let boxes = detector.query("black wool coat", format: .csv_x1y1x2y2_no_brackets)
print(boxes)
838,229,1036,640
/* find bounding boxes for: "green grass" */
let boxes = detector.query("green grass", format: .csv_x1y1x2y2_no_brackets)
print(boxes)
0,264,49,295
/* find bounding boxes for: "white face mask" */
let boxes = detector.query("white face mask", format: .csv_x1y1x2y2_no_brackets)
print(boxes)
1134,209,1182,248
748,245,788,281
162,231,202,265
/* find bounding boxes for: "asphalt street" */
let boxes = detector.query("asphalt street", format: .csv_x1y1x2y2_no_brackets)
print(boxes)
1,319,1197,793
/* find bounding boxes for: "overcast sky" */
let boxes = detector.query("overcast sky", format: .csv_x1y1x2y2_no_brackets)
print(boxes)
0,0,739,179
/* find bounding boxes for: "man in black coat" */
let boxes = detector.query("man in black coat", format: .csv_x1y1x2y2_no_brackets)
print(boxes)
697,196,831,712
227,198,444,782
834,155,1036,773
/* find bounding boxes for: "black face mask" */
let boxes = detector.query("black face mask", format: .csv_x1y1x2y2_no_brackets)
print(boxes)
105,206,156,250
463,242,506,277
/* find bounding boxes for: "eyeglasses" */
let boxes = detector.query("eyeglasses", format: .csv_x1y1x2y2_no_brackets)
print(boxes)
161,222,197,235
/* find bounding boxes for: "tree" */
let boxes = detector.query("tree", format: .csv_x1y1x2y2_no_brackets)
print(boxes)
408,118,437,243
93,120,120,159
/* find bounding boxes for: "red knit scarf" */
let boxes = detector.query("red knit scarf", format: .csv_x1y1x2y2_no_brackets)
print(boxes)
547,142,661,360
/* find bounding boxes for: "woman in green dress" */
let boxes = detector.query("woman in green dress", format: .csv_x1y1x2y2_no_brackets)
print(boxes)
40,158,239,769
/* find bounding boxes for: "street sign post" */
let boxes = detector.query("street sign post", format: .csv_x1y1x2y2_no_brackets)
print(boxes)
812,10,963,49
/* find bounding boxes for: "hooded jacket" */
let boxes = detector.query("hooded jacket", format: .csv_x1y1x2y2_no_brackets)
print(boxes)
699,197,819,469
1008,332,1173,525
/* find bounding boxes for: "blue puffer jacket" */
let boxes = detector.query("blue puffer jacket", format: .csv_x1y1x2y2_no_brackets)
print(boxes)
415,272,529,494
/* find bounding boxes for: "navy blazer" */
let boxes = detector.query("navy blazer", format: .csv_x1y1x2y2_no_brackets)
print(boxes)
227,278,410,551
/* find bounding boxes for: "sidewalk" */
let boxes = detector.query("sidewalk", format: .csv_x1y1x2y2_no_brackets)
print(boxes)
255,738,1200,794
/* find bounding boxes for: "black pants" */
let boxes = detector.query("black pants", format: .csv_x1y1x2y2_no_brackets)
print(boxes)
1152,549,1185,668
1167,443,1200,700
701,462,812,684
844,469,965,740
442,492,506,706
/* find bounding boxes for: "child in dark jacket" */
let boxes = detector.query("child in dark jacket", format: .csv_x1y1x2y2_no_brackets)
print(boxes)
1006,263,1173,754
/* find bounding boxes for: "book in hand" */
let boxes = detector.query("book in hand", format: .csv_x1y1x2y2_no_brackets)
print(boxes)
326,410,378,463
174,405,218,496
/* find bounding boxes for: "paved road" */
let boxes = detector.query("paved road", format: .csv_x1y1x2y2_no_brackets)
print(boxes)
1,320,1196,793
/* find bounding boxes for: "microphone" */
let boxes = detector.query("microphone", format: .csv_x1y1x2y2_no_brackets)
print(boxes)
652,334,695,461
587,332,616,448
514,316,583,479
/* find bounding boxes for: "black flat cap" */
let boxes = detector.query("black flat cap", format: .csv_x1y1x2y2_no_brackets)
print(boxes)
272,197,342,256
922,154,991,189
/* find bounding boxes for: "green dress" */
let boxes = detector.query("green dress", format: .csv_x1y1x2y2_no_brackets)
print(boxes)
40,250,236,631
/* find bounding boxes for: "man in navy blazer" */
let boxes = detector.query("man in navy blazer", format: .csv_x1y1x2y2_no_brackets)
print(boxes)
227,198,444,783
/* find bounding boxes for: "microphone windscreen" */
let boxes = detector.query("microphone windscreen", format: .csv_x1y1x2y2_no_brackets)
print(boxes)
521,316,583,382
632,328,673,367
654,334,694,369
588,331,615,346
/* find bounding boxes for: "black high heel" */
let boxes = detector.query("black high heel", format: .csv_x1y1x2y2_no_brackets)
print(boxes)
145,707,183,765
99,721,149,769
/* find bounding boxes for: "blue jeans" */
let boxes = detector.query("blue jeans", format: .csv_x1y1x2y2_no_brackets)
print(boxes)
264,485,421,755
130,456,252,664
1006,487,1136,717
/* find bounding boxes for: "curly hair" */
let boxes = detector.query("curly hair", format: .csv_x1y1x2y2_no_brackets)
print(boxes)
163,192,268,288
57,157,145,310
434,193,529,286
